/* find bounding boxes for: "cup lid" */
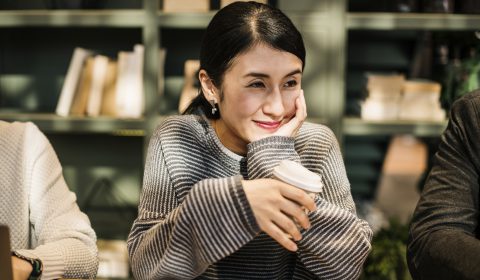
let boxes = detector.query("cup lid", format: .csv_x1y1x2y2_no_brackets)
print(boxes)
273,160,323,193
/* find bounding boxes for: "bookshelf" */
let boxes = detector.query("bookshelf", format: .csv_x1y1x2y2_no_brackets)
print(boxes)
3,0,477,278
2,0,477,253
0,112,147,134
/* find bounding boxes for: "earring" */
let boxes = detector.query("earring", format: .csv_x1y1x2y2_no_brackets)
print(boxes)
209,91,218,115
209,98,217,115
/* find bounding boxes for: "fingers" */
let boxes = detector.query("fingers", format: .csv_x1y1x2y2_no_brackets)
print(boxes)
279,183,317,213
272,210,302,241
301,89,307,119
279,198,311,230
295,89,307,121
263,222,298,252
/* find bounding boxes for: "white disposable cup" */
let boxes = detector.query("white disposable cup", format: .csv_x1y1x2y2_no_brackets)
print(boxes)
272,160,323,237
273,160,323,198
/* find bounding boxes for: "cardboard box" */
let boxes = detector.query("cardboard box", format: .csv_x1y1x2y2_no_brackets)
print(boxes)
221,0,268,8
163,0,209,13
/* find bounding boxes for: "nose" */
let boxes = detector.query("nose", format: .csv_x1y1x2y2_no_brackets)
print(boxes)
262,87,285,117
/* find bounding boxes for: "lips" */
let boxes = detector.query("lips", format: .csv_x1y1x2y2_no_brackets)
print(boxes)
254,120,282,130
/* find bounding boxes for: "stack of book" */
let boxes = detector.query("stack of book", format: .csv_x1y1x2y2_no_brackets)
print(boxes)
398,80,445,121
361,74,405,120
56,45,165,119
361,74,446,121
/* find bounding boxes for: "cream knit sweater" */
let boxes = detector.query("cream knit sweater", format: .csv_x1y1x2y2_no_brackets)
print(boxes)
0,121,98,279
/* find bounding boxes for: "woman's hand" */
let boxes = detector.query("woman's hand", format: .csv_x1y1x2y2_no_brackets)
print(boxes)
12,256,32,280
274,89,307,138
242,178,316,252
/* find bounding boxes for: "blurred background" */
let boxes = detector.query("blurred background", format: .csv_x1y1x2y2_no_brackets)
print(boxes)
1,0,479,279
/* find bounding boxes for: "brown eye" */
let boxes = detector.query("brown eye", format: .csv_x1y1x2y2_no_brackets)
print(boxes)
248,82,265,88
284,80,297,88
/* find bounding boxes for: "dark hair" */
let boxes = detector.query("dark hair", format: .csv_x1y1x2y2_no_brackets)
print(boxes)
183,1,306,118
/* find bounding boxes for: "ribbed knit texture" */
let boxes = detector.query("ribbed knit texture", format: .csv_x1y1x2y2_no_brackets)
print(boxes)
0,121,98,279
128,114,372,280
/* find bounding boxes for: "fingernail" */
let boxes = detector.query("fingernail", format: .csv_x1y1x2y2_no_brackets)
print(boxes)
291,244,298,251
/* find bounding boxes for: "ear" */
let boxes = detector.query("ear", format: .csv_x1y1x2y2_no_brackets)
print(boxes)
199,69,218,101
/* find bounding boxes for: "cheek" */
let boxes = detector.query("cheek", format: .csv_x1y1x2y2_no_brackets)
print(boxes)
283,92,299,115
232,94,263,117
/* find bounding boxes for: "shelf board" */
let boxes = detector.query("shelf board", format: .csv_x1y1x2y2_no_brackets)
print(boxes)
0,10,145,27
343,117,448,136
347,12,480,30
0,113,147,135
158,11,215,28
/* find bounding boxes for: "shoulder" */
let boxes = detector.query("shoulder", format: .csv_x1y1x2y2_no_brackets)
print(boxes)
151,114,208,146
452,90,480,110
450,90,480,130
0,121,45,148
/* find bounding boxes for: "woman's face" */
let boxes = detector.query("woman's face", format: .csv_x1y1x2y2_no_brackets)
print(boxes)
210,44,303,155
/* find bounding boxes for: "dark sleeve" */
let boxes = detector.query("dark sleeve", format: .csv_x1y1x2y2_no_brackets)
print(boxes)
127,130,260,280
407,94,480,280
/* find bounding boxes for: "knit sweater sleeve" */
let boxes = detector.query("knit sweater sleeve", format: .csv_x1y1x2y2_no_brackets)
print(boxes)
127,128,260,280
15,123,98,280
246,130,372,279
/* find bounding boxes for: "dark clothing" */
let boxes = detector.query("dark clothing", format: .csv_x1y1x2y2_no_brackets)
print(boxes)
408,90,480,280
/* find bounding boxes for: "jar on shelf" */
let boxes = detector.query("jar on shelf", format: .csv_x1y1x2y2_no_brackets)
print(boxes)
421,0,454,13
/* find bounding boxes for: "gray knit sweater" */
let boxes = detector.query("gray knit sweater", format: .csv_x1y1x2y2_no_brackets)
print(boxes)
127,114,372,279
0,121,98,279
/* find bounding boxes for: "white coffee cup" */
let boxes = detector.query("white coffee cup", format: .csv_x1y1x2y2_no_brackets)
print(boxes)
273,160,323,238
273,160,323,197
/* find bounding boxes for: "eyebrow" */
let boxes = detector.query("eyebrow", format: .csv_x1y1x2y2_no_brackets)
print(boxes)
243,69,302,79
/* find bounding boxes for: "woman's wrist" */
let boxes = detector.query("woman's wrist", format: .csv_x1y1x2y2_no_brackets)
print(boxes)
12,256,33,280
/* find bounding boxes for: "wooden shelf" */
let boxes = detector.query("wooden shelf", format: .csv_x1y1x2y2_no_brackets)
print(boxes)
347,12,480,30
0,113,148,135
157,11,215,29
343,117,448,136
0,10,145,27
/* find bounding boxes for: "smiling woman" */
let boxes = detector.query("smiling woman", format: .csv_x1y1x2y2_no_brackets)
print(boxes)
127,2,372,280
200,43,305,155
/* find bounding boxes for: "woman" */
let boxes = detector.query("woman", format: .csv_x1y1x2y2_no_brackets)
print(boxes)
0,121,98,280
127,2,372,279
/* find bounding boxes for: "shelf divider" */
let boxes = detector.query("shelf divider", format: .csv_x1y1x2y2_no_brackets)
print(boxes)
348,12,480,30
343,117,448,136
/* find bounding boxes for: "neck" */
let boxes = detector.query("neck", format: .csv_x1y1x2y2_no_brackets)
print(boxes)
212,119,247,156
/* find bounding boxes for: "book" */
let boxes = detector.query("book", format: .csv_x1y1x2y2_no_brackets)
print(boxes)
115,44,144,118
100,60,118,117
56,47,93,116
178,59,200,113
361,73,405,120
398,80,445,121
158,48,167,98
86,55,109,117
70,57,95,116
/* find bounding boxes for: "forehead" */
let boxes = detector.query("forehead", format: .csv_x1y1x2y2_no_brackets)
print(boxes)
227,44,303,76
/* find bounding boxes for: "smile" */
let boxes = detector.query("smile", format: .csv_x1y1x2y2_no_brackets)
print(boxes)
253,120,282,130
